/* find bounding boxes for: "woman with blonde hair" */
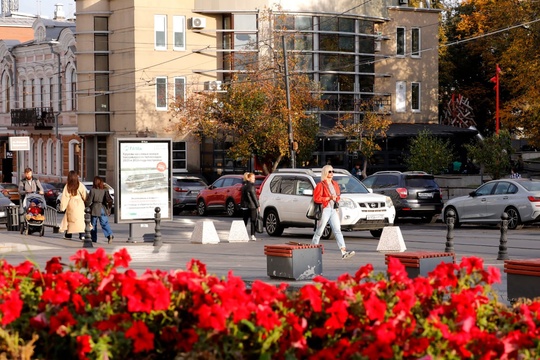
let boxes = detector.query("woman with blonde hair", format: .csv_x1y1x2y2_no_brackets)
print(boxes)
312,165,355,259
59,170,87,240
241,172,260,240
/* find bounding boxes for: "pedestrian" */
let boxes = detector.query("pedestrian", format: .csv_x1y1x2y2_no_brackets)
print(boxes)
18,167,44,202
241,172,260,241
351,163,363,180
59,170,87,240
85,176,114,243
312,165,355,259
241,172,250,226
510,168,521,179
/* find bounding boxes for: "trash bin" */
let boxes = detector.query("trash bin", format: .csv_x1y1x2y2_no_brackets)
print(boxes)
6,205,20,231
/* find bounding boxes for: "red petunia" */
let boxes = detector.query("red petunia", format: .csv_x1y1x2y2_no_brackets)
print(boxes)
76,334,92,360
15,260,35,276
195,304,227,331
45,257,64,274
86,248,110,273
125,320,155,353
299,284,323,312
364,294,387,322
113,248,132,268
255,304,281,331
460,257,484,275
354,263,374,282
0,290,23,325
186,259,207,275
41,284,71,305
323,300,349,331
49,306,77,335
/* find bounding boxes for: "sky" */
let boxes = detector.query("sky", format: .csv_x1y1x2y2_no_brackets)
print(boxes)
18,0,76,19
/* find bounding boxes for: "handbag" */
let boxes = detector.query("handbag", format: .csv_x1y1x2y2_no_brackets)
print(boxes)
256,213,264,233
104,190,114,216
306,199,322,220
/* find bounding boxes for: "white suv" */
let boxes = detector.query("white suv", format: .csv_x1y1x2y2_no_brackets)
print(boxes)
259,168,395,238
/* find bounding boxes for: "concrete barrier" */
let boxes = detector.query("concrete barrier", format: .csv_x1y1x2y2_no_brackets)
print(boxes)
190,220,220,244
227,220,250,242
376,226,406,252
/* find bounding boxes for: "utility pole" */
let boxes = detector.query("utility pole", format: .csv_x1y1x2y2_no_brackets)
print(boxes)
282,36,296,168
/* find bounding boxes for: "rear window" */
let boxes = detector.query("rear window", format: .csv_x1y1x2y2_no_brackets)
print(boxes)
176,179,206,187
519,181,540,192
405,176,439,188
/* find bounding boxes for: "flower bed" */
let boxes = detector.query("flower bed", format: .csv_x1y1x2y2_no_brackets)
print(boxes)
1,248,539,359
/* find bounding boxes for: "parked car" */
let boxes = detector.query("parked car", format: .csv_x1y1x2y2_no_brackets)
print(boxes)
258,168,395,239
197,174,266,217
41,183,62,208
442,178,540,230
362,171,443,222
173,175,208,214
0,192,16,225
0,183,21,205
56,181,115,213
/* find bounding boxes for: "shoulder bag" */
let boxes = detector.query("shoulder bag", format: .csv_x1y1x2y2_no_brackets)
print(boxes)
306,198,322,220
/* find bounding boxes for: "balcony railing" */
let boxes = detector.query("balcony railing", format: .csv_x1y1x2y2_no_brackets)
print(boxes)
10,107,55,129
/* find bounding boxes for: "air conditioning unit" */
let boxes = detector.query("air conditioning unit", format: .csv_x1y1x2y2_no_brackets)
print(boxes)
204,80,222,91
192,17,206,29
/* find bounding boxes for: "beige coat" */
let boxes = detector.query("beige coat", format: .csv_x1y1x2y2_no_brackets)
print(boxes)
59,182,87,234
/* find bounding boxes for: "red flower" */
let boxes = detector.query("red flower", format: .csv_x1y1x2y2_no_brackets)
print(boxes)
460,257,484,275
255,304,281,331
86,248,110,273
113,248,132,268
354,263,374,282
195,304,227,331
125,320,155,353
323,300,349,332
15,260,35,276
76,335,92,360
0,290,23,325
364,294,387,322
387,257,411,284
299,284,322,312
41,283,71,305
45,257,64,274
186,259,207,275
49,306,77,335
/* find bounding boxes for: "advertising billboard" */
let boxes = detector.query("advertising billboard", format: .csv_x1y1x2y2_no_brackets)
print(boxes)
116,138,172,223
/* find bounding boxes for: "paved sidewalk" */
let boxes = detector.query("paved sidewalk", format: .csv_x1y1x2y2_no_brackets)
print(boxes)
0,216,511,305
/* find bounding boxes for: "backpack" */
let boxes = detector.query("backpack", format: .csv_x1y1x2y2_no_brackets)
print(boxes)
104,190,114,215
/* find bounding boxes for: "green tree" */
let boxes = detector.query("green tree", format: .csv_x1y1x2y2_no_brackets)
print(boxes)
406,130,454,175
465,130,514,180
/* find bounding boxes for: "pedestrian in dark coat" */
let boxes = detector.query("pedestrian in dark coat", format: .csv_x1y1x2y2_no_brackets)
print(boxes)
241,172,260,241
85,176,114,243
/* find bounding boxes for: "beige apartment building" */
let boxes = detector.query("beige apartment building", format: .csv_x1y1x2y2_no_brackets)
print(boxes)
0,0,445,185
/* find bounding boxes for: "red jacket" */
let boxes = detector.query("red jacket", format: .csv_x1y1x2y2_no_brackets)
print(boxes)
313,180,340,209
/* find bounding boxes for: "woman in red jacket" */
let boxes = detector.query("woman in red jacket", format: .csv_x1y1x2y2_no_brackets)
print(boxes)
312,165,355,259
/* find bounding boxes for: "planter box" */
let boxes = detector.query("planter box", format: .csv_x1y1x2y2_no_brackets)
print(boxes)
385,251,455,278
504,259,540,302
265,244,323,281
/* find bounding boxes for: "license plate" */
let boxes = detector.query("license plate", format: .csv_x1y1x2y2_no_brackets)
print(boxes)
366,214,384,220
418,192,434,199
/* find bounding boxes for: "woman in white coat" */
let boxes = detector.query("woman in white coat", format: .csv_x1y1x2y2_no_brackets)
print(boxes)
59,170,87,240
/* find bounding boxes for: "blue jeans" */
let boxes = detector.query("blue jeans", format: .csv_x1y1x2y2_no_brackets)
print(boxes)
312,206,346,250
90,207,113,242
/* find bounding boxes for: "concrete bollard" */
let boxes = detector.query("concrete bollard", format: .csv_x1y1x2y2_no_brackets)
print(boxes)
83,207,93,248
445,209,455,253
497,212,509,260
190,220,220,244
153,207,162,247
227,220,250,242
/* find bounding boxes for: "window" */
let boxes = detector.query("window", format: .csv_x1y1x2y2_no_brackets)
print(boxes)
174,77,185,103
396,81,406,113
156,77,167,110
411,82,420,111
173,16,186,51
154,15,167,50
396,27,405,56
172,141,186,170
411,28,420,57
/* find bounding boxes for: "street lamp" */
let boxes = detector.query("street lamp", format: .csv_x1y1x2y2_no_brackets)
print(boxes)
48,40,63,180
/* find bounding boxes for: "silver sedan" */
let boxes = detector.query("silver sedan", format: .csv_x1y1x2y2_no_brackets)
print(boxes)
442,179,540,230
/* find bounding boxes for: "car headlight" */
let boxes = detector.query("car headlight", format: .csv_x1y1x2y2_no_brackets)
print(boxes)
339,197,356,209
385,196,394,208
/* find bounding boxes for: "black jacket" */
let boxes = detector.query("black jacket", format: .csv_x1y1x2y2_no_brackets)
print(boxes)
85,188,108,216
241,181,259,209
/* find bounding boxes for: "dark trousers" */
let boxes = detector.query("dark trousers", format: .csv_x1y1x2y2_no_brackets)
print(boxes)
243,208,257,236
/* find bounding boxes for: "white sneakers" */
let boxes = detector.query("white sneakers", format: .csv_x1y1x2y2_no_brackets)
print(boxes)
341,250,355,260
251,235,257,241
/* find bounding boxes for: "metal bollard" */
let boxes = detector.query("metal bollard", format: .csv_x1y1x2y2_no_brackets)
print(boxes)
153,207,162,247
445,209,455,253
83,207,93,248
497,212,509,260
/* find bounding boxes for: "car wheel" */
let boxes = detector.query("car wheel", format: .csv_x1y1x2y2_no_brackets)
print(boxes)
265,210,284,237
321,223,335,240
444,206,461,228
505,207,523,230
370,229,383,238
226,199,236,217
197,200,207,216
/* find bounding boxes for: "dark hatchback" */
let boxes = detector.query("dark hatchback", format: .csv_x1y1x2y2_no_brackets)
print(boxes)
362,171,443,222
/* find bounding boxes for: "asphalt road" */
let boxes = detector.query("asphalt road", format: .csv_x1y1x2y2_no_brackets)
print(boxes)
3,212,540,306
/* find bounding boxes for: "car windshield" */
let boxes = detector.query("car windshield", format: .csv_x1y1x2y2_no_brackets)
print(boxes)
313,175,370,194
518,180,540,192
